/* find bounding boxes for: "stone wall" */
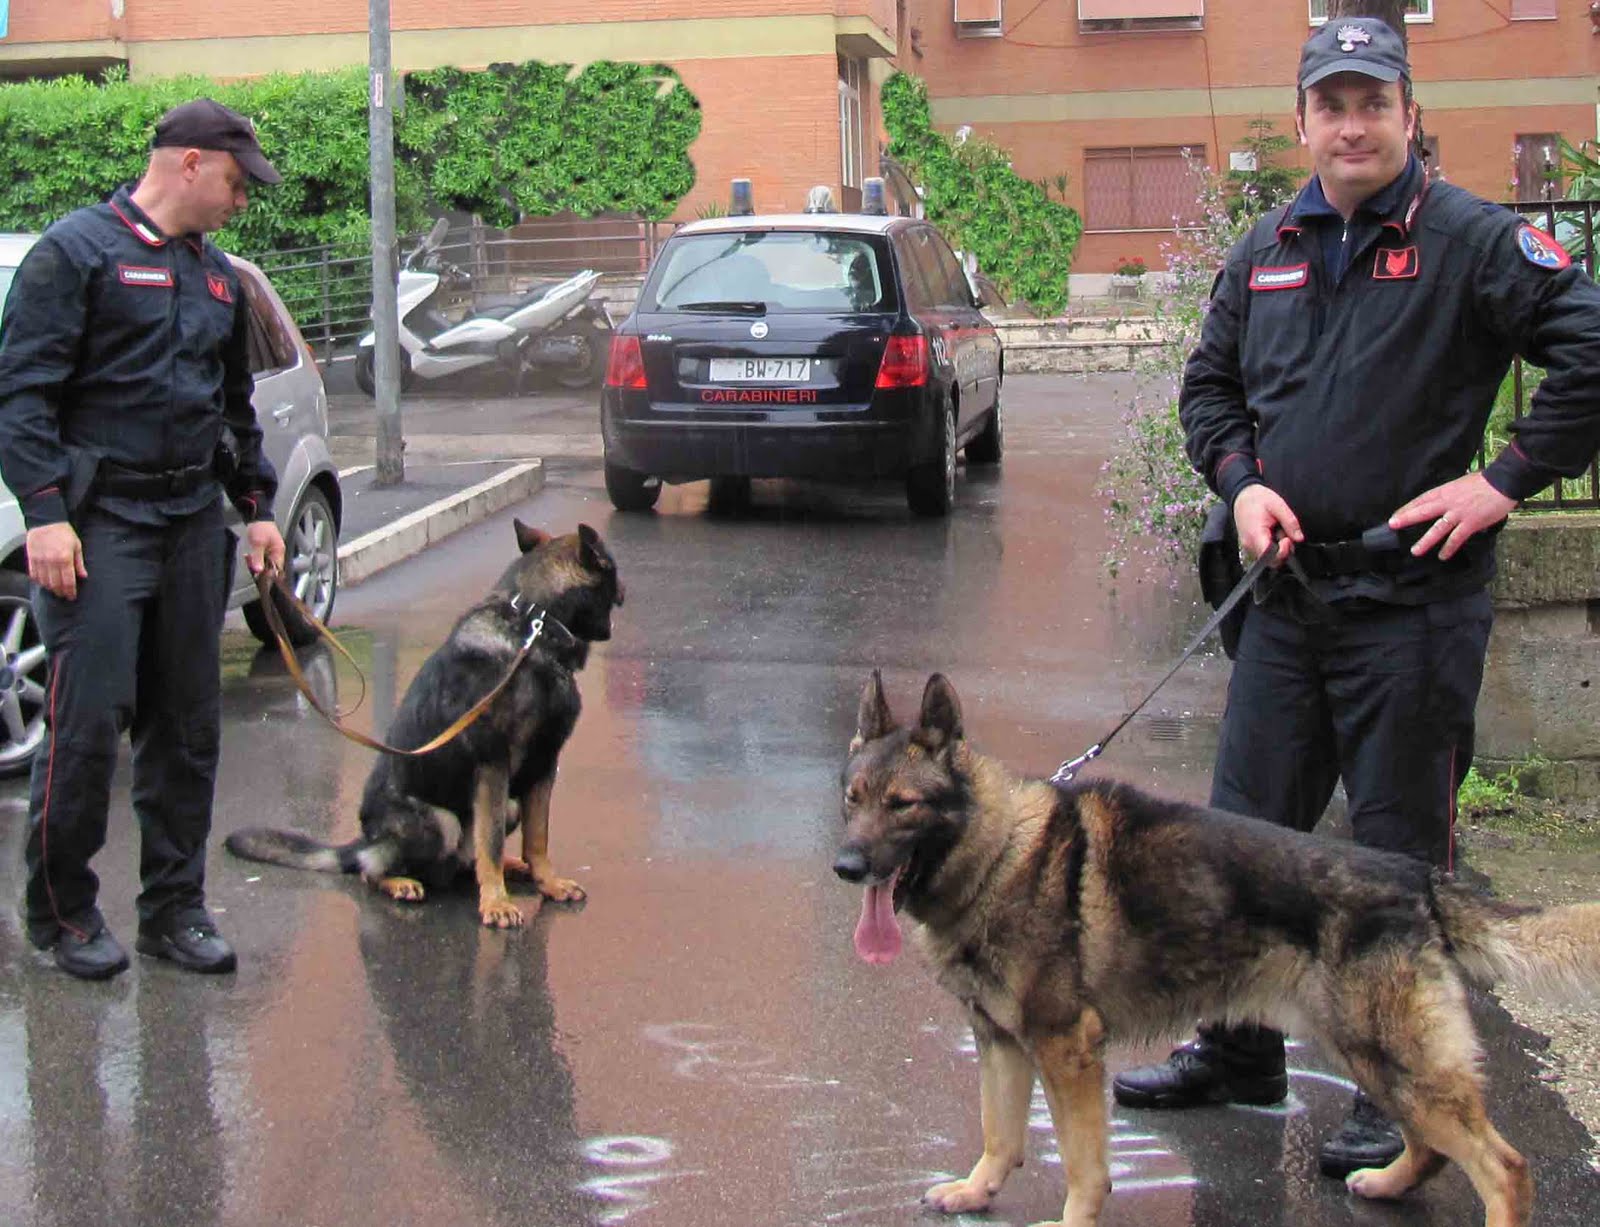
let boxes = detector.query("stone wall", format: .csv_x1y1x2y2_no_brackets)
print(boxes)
1480,512,1600,799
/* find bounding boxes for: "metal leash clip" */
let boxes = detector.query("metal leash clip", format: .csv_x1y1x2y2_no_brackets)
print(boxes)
524,615,545,650
1050,743,1103,787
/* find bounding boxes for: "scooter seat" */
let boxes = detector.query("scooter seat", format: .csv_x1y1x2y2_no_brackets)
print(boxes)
473,281,567,319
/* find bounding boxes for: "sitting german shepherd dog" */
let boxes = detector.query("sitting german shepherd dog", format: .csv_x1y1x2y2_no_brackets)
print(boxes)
227,520,622,928
835,671,1600,1227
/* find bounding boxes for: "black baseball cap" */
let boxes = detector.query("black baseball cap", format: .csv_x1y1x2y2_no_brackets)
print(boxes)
153,98,282,185
1298,17,1410,91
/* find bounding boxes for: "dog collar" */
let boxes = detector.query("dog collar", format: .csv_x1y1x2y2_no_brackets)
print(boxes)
507,593,581,655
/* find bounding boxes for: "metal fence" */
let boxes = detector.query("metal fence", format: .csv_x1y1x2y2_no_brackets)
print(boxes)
248,215,670,364
1493,197,1600,510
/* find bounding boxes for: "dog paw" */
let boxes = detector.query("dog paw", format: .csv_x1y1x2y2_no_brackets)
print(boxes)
536,875,586,904
376,876,426,903
1346,1167,1406,1201
479,898,527,929
923,1179,993,1214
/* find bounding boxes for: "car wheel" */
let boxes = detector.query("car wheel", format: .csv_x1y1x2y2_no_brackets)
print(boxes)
965,388,1004,466
906,399,957,517
605,460,661,512
0,570,48,778
242,486,339,647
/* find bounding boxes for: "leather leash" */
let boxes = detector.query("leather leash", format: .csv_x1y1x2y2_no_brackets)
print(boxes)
253,568,547,758
1049,539,1284,786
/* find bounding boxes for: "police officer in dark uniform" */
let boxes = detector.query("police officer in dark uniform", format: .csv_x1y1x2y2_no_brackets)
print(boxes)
0,99,287,980
1111,19,1600,1179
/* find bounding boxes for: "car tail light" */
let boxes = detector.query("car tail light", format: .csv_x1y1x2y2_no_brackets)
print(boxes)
875,334,929,389
604,334,648,389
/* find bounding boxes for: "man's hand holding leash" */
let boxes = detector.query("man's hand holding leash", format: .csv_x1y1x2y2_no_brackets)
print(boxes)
1232,483,1301,565
245,520,286,577
1390,472,1517,561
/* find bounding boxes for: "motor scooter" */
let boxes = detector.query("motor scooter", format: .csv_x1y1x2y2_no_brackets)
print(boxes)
355,219,612,395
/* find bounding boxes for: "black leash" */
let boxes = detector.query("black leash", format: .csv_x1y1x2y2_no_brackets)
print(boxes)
1049,519,1418,785
1049,539,1284,786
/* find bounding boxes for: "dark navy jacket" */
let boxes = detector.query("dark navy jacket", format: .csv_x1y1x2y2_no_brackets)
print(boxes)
0,186,276,529
1181,157,1600,602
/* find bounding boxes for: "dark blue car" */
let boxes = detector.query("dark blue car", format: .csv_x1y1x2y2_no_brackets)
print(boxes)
601,195,1003,516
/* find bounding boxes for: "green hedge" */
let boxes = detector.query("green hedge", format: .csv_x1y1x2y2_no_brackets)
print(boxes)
881,73,1081,317
0,60,701,253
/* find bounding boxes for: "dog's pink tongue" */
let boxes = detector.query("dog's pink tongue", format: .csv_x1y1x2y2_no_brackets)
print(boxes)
853,869,902,965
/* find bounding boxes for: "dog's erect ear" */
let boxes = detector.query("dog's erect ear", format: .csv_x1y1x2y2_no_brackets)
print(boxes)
849,669,895,754
916,673,964,751
577,523,605,566
514,518,552,554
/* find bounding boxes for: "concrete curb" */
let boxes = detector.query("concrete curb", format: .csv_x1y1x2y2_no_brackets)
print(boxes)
336,461,546,586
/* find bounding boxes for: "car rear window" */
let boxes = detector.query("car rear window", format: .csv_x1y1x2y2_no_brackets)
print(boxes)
645,231,894,313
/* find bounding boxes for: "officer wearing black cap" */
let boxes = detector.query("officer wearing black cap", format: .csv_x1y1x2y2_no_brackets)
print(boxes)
0,98,287,980
1113,16,1600,1180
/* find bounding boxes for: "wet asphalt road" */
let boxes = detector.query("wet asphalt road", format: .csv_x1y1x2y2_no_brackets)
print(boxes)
0,373,1596,1227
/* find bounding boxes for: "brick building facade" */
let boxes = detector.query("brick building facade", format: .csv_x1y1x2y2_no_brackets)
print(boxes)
1,2,1595,273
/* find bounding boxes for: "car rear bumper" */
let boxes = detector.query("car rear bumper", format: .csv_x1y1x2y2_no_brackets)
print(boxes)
601,392,938,482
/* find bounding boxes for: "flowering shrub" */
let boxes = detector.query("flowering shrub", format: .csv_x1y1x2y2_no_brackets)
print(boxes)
1097,161,1258,578
1113,256,1147,277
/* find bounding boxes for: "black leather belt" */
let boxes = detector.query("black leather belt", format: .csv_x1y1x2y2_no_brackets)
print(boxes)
96,461,215,499
1293,524,1423,578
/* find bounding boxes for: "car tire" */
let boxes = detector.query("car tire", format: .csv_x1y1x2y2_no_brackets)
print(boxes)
906,399,957,518
965,388,1004,466
0,570,48,778
242,486,339,647
605,460,661,512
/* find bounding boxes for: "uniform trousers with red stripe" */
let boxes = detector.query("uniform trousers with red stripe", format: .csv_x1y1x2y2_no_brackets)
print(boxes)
21,502,230,944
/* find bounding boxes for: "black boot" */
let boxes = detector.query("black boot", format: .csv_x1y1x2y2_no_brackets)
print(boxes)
46,925,130,981
1112,1023,1288,1109
1319,1091,1404,1178
136,911,237,974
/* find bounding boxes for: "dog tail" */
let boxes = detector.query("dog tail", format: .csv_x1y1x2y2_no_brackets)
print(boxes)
1434,879,1600,1001
224,828,364,875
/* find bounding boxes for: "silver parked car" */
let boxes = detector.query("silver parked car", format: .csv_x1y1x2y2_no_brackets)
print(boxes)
0,233,342,775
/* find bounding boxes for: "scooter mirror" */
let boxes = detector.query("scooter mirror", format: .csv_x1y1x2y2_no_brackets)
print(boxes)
426,217,450,249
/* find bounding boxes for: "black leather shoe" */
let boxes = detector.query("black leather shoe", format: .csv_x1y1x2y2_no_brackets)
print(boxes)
136,915,237,974
1113,1027,1288,1109
52,925,130,981
1319,1092,1404,1178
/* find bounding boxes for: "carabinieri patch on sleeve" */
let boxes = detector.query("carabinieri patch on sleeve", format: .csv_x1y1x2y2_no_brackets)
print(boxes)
1516,224,1571,271
1249,264,1309,292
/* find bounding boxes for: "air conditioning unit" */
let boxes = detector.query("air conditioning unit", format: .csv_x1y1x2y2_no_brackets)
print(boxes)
954,0,1004,39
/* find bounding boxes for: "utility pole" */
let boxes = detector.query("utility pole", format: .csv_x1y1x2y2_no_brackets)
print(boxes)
369,0,403,484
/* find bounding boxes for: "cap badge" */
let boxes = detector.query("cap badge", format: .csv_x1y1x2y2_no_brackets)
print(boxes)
1336,24,1372,53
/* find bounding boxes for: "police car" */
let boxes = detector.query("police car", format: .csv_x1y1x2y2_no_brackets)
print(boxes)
601,179,1004,516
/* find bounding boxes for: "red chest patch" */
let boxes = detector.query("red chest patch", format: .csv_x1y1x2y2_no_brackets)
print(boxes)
206,273,233,304
118,264,173,288
1373,246,1420,280
1248,264,1308,292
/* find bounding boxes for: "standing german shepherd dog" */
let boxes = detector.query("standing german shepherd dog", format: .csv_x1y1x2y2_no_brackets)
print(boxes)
226,520,622,929
835,671,1600,1227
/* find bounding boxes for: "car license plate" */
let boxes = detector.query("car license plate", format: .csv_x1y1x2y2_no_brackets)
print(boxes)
708,357,811,383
